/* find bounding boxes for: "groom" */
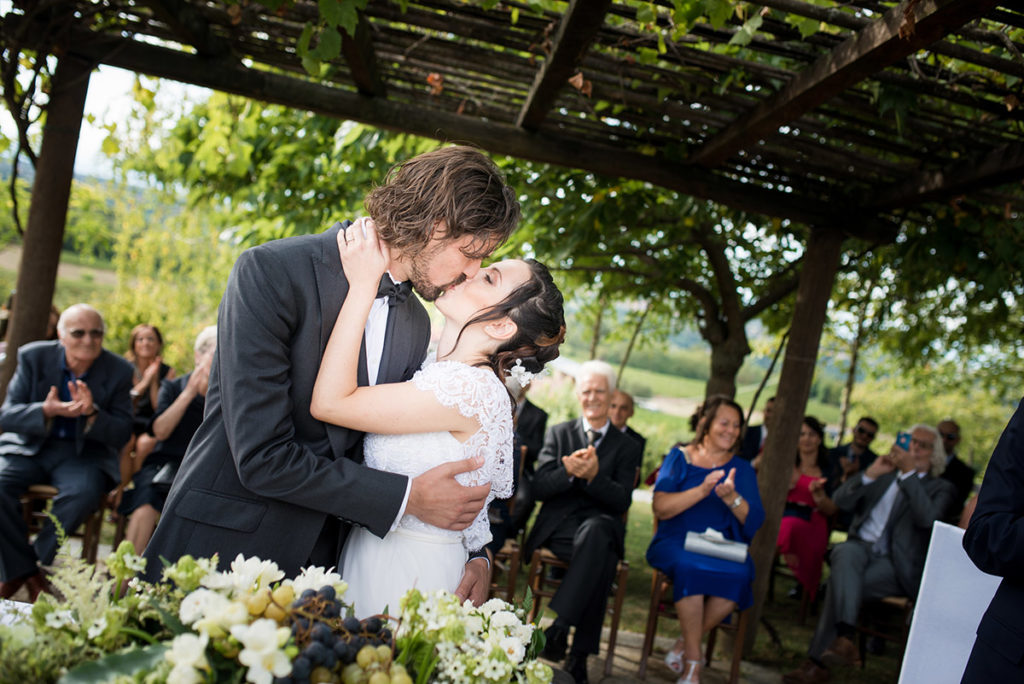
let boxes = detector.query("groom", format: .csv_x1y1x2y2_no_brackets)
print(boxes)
143,146,520,604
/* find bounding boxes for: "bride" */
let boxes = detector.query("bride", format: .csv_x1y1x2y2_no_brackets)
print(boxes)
311,217,565,617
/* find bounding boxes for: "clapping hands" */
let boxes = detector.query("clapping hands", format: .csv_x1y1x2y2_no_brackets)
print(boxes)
187,353,213,397
42,380,95,419
141,356,163,385
563,446,599,483
714,468,738,501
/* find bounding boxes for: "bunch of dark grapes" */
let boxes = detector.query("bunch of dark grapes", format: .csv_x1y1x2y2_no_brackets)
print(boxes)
273,585,409,684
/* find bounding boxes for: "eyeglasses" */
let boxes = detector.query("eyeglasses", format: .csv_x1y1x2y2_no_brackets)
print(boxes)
911,438,934,450
940,432,959,440
68,328,104,339
855,426,877,439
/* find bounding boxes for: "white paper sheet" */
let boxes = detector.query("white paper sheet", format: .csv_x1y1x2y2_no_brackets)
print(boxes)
899,521,1002,684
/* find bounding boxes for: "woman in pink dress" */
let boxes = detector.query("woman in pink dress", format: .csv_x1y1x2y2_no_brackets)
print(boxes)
776,416,836,600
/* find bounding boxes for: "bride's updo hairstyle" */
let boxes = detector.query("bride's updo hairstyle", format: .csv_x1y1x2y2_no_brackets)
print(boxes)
455,259,566,394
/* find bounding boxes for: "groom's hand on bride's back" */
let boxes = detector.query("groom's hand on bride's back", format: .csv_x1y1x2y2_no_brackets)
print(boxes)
407,456,490,529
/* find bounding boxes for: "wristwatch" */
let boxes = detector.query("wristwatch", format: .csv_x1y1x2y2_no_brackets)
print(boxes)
730,495,743,509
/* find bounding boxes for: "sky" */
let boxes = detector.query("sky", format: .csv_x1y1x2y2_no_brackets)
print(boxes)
1,64,205,178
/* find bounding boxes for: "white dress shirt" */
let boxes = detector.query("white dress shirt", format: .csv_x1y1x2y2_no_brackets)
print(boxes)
858,469,925,553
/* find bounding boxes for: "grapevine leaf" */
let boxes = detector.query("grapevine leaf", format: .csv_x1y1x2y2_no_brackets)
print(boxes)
312,26,342,61
318,0,343,26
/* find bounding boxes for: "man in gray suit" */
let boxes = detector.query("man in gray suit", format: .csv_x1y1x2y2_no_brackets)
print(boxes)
143,146,520,604
0,304,134,600
785,423,957,684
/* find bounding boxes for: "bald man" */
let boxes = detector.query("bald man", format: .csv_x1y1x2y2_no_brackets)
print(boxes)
0,304,133,601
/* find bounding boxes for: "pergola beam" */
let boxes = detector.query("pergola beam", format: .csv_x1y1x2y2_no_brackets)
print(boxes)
515,0,612,130
144,0,231,58
690,0,1000,168
342,12,387,97
56,30,897,236
868,141,1024,210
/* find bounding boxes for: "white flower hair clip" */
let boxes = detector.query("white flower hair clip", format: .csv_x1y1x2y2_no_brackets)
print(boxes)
506,358,545,388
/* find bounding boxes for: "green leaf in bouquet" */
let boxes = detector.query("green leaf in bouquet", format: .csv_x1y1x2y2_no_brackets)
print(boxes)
59,643,168,683
154,603,187,636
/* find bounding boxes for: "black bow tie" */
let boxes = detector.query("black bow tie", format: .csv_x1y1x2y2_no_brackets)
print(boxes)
377,275,412,306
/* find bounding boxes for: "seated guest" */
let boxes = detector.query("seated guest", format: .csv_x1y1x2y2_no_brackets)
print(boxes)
777,416,837,601
526,360,642,684
646,395,765,684
0,304,133,601
610,389,646,454
937,418,975,522
119,326,215,554
827,416,880,531
784,424,956,684
506,382,549,536
115,324,175,504
740,395,774,465
827,416,879,488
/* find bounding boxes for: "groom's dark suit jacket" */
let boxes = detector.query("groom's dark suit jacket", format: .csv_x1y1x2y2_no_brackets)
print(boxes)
143,223,430,579
524,418,642,561
962,398,1024,682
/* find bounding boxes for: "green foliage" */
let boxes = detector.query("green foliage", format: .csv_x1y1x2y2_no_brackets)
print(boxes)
103,181,241,368
848,377,1014,475
110,95,437,245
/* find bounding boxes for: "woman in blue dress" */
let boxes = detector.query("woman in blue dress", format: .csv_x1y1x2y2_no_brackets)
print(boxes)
646,395,765,683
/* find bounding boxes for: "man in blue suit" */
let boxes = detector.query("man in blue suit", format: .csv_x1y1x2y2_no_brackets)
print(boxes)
0,304,134,600
962,399,1024,682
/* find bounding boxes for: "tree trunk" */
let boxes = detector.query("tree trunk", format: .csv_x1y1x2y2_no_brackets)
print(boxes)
705,326,750,399
837,281,873,446
742,227,844,652
587,292,607,360
746,330,788,429
0,55,91,401
616,301,649,384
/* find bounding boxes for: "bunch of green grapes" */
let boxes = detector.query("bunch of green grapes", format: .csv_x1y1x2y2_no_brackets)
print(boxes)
269,585,411,684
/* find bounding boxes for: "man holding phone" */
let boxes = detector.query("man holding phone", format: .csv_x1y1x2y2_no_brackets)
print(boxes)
784,424,957,684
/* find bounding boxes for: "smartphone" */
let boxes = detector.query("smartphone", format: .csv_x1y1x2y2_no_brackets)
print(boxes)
895,431,911,450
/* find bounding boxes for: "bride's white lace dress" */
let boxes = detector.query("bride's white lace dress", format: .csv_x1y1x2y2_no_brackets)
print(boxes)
339,357,514,617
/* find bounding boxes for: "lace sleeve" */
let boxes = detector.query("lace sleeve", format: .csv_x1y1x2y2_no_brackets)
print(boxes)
412,361,515,550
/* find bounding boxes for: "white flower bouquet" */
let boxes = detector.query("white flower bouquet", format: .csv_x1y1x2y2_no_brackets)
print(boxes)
0,543,552,684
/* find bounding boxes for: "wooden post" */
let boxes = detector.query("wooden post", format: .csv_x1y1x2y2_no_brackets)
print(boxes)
742,226,844,651
0,54,91,401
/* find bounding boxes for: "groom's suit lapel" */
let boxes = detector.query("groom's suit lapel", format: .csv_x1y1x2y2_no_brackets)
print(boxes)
313,221,369,461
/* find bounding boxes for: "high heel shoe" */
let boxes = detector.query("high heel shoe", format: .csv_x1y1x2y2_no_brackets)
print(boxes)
677,659,701,684
664,647,684,674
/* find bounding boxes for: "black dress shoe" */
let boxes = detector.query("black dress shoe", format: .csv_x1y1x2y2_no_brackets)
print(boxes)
565,653,589,684
541,623,569,662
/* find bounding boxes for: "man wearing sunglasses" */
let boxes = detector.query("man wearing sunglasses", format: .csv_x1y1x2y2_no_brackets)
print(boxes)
0,303,133,601
936,418,975,522
828,417,881,487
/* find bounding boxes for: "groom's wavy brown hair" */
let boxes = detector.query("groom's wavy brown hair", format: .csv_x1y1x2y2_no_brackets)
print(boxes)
364,145,520,258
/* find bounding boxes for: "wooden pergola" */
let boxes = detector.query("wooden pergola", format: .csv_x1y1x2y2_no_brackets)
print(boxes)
3,0,1022,654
